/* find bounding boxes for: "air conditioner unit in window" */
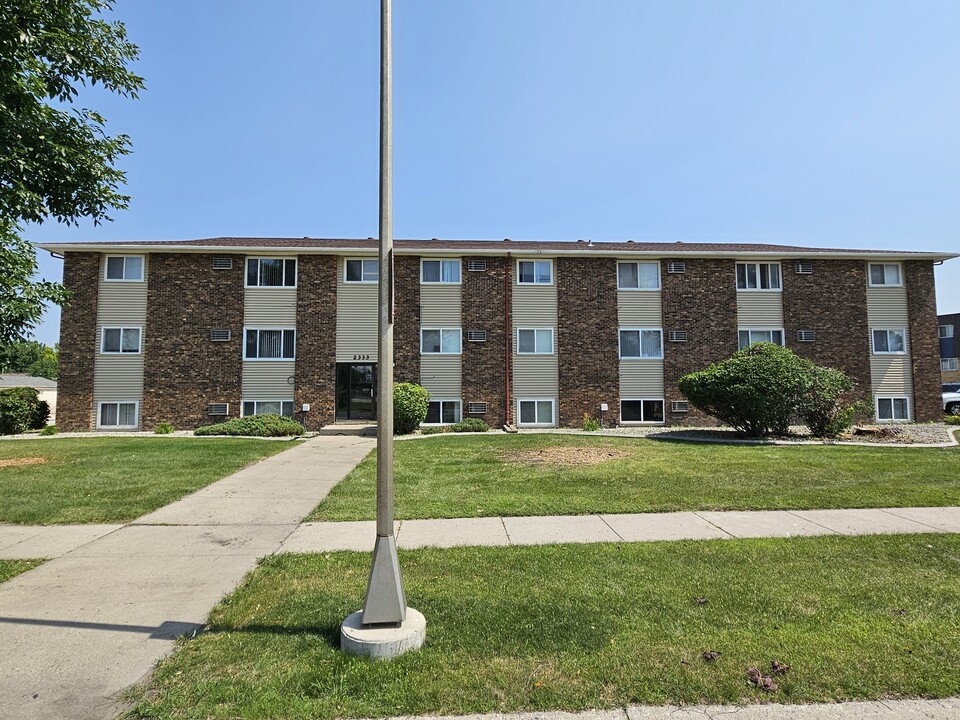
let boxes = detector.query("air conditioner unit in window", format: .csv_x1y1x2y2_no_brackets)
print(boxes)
208,403,229,416
666,261,686,274
467,259,487,272
797,330,816,342
467,402,487,414
467,330,487,342
671,401,690,413
210,329,232,342
795,261,813,274
668,330,688,342
212,257,233,270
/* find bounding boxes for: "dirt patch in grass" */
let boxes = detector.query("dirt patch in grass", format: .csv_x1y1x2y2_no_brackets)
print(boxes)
0,457,46,469
500,446,632,467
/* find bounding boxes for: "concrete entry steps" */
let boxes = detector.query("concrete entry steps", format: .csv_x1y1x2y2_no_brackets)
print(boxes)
319,422,377,437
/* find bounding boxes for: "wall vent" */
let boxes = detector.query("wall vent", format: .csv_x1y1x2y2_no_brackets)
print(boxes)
210,329,232,342
212,257,233,270
797,330,816,342
467,402,488,414
467,259,487,272
467,330,487,342
208,403,229,416
666,261,686,274
795,261,813,274
671,401,690,413
668,330,688,343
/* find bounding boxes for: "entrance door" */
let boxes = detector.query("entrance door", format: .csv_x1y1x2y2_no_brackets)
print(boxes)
336,363,377,420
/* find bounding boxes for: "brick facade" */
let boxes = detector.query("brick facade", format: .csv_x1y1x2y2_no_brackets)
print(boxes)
57,253,100,431
556,257,620,427
461,256,509,428
940,312,960,383
905,260,942,421
661,259,739,426
141,253,245,429
294,255,337,430
393,255,421,385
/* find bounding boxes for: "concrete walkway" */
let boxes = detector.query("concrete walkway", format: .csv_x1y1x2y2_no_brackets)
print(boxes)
0,434,374,720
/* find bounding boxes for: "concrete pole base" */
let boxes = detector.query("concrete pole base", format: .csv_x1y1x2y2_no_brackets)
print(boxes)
340,608,426,659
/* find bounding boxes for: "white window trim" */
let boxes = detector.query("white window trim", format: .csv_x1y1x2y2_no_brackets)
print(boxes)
876,396,911,423
97,401,139,429
871,328,907,355
241,400,295,417
619,398,666,425
738,328,786,349
868,262,903,288
942,358,959,372
420,259,462,285
616,261,661,291
516,327,555,355
421,399,463,426
940,325,955,339
244,257,298,289
516,259,554,286
735,261,782,292
103,255,144,282
243,327,297,361
420,328,462,355
100,326,142,355
618,327,664,360
344,257,379,284
516,397,556,427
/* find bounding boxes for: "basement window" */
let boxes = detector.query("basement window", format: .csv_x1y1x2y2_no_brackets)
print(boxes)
517,398,555,427
242,400,294,417
620,399,665,424
98,401,138,429
876,397,909,422
423,400,462,425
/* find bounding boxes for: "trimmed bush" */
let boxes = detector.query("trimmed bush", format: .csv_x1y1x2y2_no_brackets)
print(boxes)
420,425,448,435
154,422,176,435
945,415,960,426
194,414,304,437
451,418,490,433
394,382,429,435
0,387,48,435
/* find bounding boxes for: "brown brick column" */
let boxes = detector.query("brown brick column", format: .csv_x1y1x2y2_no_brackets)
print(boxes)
461,256,508,428
661,259,739,426
556,257,619,427
393,255,420,385
142,253,244,429
905,260,942,421
57,252,100,431
295,255,337,430
782,260,871,404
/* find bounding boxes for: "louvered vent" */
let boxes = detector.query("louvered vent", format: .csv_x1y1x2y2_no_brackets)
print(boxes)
208,403,229,416
797,330,816,342
212,257,233,270
668,330,688,343
795,261,813,274
210,329,232,342
467,402,488,414
671,401,690,413
666,261,686,274
467,259,487,272
467,330,487,342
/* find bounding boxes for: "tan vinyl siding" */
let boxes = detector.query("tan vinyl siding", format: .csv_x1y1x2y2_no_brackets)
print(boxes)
421,355,462,397
871,356,914,415
336,258,378,362
94,355,144,401
243,288,297,325
867,283,912,416
619,360,665,397
866,287,910,326
98,285,148,324
736,291,784,326
421,284,461,326
512,273,559,398
513,357,559,397
241,361,296,400
617,291,662,326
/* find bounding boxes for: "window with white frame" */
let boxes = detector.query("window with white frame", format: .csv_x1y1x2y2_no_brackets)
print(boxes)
617,262,660,290
941,325,955,339
619,328,663,359
345,258,379,283
421,328,461,354
246,258,296,287
98,401,138,428
101,327,141,354
872,329,906,354
517,260,552,284
943,358,959,372
242,400,294,417
736,262,781,290
868,263,902,287
877,397,909,422
104,255,143,281
738,329,785,349
620,399,665,423
421,259,461,284
517,328,553,354
244,329,295,359
517,398,555,426
424,400,462,424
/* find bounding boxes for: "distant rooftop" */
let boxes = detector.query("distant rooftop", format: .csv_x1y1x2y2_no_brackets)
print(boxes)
0,374,56,389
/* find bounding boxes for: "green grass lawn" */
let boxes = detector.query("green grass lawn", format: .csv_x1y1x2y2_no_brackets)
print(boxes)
0,559,43,583
0,438,293,524
127,534,960,719
309,435,960,521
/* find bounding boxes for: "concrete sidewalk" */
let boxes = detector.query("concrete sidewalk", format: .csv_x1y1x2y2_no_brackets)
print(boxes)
0,434,373,720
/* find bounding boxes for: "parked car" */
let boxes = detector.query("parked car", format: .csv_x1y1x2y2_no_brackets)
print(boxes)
945,390,960,416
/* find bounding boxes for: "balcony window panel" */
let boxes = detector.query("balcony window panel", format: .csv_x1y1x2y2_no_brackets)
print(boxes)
638,262,659,289
642,400,664,422
117,403,137,426
284,259,297,286
536,401,554,424
618,263,639,289
103,328,121,353
440,329,461,354
260,259,284,286
124,256,143,280
100,403,118,426
106,256,125,280
620,330,640,358
246,258,259,285
259,330,282,358
421,329,441,353
640,330,662,358
422,261,440,283
120,328,140,353
245,330,257,358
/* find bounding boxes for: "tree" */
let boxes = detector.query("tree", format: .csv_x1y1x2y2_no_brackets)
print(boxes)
0,340,58,379
0,0,144,343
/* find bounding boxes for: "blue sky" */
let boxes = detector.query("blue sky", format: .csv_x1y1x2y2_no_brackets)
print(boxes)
27,0,960,346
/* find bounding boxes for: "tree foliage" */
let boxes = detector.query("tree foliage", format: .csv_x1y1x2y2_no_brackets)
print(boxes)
0,340,58,379
0,0,144,342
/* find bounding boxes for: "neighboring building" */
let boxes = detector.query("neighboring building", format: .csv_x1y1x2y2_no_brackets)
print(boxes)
0,374,57,423
39,238,955,432
939,312,960,384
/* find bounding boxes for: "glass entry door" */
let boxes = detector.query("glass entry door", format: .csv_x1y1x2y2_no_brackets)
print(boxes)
336,363,377,420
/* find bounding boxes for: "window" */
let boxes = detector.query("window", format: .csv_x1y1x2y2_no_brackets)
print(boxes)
738,329,785,349
941,325,955,339
517,398,555,426
736,262,781,290
619,329,663,359
868,263,902,287
421,259,461,283
517,260,552,284
244,329,295,359
943,358,959,372
421,328,461,354
877,397,909,422
424,400,462,425
246,258,296,287
101,327,141,354
104,255,143,281
242,400,294,417
617,262,660,290
517,328,553,354
620,399,665,423
98,401,138,428
872,329,906,354
345,258,379,283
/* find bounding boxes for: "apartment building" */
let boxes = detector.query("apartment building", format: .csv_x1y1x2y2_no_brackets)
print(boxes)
41,238,954,432
940,312,960,384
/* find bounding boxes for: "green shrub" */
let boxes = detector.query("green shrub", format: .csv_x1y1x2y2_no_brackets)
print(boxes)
154,422,176,435
194,414,304,437
420,425,448,435
797,365,856,437
0,387,47,435
39,424,58,436
945,415,960,426
451,418,490,433
394,382,429,435
581,413,601,431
